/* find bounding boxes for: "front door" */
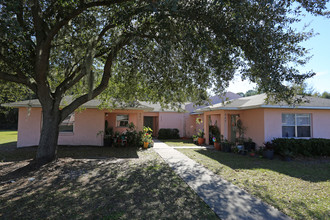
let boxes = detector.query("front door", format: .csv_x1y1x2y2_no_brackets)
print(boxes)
144,116,154,133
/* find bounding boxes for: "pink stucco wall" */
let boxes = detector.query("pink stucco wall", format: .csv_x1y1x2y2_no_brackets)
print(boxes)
17,108,145,147
185,114,204,137
264,108,330,142
240,109,265,147
159,112,185,137
17,107,42,147
58,108,104,146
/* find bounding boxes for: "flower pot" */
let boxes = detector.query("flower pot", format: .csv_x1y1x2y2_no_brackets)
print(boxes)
143,142,149,149
197,137,205,145
214,142,221,151
263,150,274,160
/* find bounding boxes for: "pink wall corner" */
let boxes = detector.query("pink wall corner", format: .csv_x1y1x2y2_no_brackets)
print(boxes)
17,107,42,147
264,108,330,142
185,114,204,137
158,112,185,137
58,108,104,146
240,109,265,147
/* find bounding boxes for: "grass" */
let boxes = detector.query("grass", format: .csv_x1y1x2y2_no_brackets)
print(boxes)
178,149,330,220
159,139,198,147
0,131,17,145
0,145,219,219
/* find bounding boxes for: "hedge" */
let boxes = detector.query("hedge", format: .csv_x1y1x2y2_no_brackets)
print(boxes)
272,138,330,157
158,128,180,139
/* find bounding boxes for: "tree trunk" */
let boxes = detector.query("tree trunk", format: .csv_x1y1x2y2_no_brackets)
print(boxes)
35,108,61,165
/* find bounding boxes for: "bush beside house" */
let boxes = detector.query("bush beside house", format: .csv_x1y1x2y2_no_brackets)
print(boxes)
158,128,180,139
272,138,330,157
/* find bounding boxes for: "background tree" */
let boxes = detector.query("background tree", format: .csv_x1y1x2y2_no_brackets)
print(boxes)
321,91,330,99
0,0,328,165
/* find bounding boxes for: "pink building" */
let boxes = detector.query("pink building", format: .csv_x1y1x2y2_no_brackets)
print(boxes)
196,94,330,147
6,93,329,148
2,93,241,148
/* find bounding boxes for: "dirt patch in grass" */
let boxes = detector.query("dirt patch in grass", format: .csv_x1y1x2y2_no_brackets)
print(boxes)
0,149,218,219
178,149,330,220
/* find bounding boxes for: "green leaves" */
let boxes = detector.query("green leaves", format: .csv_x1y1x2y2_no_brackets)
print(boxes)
0,0,329,109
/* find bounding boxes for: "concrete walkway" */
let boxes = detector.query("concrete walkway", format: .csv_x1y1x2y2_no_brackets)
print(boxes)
153,140,291,220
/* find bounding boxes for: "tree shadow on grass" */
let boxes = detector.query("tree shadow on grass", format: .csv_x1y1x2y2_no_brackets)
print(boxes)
0,151,219,219
0,145,139,162
193,149,330,182
0,146,140,183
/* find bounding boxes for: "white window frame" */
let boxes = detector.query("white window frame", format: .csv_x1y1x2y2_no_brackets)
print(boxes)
282,113,311,138
59,113,75,133
116,114,129,127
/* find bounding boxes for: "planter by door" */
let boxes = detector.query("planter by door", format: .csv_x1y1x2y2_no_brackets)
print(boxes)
143,142,149,149
214,142,221,151
263,150,274,160
197,138,205,145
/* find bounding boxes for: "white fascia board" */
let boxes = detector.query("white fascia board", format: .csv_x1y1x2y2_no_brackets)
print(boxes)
260,105,330,110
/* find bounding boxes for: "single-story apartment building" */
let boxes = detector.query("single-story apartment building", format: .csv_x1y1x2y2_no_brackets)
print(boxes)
3,93,330,148
2,93,240,147
196,94,330,146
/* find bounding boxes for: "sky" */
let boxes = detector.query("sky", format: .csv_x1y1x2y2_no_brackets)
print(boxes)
227,7,330,94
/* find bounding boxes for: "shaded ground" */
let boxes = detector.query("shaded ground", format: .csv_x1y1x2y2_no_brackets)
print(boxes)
0,147,218,219
178,149,330,220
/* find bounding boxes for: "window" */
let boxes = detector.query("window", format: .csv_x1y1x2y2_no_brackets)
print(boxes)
116,114,129,127
282,113,311,138
59,113,75,132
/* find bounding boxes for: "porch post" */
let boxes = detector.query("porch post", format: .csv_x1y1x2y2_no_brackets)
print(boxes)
137,112,144,132
204,112,209,145
220,112,228,140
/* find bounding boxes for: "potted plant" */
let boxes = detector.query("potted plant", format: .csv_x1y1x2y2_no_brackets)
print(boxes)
262,141,274,159
192,135,198,144
213,137,220,150
142,126,153,149
197,129,205,145
244,138,256,152
221,139,232,152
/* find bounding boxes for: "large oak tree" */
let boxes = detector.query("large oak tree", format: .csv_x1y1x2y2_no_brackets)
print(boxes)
0,0,328,164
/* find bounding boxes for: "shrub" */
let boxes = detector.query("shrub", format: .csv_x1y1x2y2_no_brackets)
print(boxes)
158,128,180,139
272,138,330,157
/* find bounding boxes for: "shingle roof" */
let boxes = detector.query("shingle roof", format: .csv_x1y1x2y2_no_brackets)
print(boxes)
1,96,154,111
195,93,330,112
2,92,243,113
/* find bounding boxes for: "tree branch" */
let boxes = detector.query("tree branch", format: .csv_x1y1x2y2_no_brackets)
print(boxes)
0,71,37,93
60,35,132,121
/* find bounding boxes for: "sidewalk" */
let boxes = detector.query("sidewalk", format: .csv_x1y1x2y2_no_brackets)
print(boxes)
153,140,291,220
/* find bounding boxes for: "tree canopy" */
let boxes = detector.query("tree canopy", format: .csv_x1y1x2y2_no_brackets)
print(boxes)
0,0,329,164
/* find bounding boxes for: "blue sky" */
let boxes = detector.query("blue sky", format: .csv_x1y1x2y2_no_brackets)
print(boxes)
228,8,330,94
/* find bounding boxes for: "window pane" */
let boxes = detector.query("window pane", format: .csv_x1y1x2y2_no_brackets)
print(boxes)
282,114,295,126
119,120,128,127
59,113,74,132
296,114,310,126
297,126,311,137
116,115,128,121
116,114,129,127
282,126,295,137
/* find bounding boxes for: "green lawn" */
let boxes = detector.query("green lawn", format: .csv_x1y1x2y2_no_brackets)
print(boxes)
178,149,330,220
0,131,17,145
159,139,198,147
